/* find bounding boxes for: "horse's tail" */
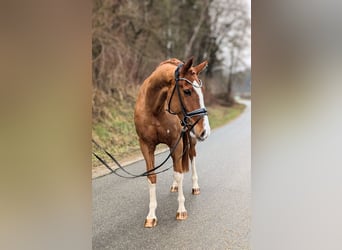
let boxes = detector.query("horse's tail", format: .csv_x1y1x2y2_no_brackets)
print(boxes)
181,132,190,173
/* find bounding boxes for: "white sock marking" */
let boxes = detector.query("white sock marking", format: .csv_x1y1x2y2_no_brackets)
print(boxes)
191,157,199,189
171,178,178,189
147,179,157,219
174,172,186,213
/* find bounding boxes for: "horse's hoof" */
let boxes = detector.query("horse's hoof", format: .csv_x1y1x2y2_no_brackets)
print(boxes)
144,218,157,228
192,188,200,195
170,186,178,192
176,211,188,220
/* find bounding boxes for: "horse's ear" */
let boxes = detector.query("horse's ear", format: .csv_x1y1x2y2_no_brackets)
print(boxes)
181,57,194,74
194,60,208,74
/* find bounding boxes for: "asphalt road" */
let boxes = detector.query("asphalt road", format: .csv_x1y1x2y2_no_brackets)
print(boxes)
93,100,251,250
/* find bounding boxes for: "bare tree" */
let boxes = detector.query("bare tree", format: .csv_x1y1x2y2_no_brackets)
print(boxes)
92,0,245,119
209,0,250,103
184,0,211,59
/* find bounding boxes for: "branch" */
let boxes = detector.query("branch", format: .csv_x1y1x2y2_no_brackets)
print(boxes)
184,0,210,59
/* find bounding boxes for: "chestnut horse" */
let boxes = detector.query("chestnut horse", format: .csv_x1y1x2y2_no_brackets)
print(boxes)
134,57,211,228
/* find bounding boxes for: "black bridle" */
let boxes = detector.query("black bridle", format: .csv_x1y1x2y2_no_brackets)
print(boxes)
92,64,208,179
167,63,208,128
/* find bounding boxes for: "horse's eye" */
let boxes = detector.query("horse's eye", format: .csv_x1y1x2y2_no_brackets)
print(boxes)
183,89,191,96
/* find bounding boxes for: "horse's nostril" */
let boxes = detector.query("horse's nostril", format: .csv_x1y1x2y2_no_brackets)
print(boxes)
200,130,206,138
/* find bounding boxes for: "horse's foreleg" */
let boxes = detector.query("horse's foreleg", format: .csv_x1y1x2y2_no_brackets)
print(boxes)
191,157,200,195
174,171,187,220
139,139,157,228
171,140,188,220
146,178,157,227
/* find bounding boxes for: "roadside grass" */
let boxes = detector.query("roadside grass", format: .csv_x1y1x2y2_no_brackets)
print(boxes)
92,102,246,168
207,102,246,129
92,101,140,167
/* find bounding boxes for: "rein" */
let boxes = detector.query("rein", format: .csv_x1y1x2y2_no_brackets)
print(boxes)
92,129,184,178
92,64,207,178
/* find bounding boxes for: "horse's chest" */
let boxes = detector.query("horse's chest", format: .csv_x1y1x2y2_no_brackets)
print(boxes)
157,126,173,139
156,118,180,144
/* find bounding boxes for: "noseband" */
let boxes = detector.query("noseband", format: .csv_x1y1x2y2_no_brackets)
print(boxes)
167,64,208,129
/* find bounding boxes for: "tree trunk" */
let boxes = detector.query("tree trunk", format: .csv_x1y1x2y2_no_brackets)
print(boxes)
184,0,209,59
226,49,235,105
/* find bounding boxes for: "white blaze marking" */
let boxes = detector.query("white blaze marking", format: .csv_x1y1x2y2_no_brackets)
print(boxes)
147,179,157,219
192,80,211,138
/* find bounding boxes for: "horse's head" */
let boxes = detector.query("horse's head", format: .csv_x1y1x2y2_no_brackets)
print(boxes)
170,57,211,141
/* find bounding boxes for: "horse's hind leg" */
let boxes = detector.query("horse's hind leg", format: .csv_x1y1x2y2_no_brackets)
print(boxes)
170,178,178,192
171,156,200,195
139,139,157,228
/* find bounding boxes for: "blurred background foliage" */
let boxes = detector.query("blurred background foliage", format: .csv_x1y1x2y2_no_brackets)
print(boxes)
92,0,250,165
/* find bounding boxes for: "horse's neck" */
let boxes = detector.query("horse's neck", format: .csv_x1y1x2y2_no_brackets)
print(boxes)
146,74,173,115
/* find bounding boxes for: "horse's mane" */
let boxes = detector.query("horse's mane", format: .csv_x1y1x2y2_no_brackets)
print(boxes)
158,58,183,67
